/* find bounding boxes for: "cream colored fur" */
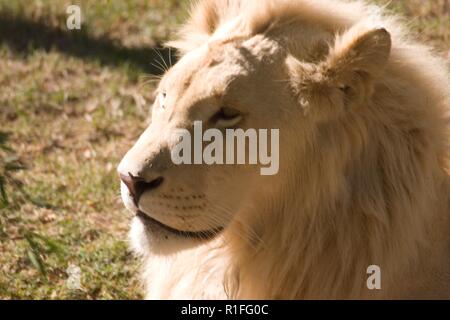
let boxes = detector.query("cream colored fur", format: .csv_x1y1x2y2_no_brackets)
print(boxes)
120,0,450,299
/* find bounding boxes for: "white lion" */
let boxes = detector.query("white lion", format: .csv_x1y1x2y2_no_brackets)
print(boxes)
118,0,450,299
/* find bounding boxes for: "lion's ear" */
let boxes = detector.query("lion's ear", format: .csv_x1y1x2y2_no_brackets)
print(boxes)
166,0,221,55
287,26,391,114
322,26,391,84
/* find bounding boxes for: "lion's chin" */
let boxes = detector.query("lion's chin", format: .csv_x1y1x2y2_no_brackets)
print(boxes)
129,211,223,256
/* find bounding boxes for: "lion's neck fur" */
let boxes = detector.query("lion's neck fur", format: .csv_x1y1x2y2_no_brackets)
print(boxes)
225,117,449,299
223,67,450,298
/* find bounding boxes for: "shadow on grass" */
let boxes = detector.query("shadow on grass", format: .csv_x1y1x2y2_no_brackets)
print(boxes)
0,12,177,77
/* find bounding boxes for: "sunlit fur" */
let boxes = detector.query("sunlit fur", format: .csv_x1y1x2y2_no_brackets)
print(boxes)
124,0,450,299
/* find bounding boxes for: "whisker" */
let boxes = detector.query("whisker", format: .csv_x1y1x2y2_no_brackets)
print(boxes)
155,48,170,71
141,74,163,81
150,61,166,73
168,47,173,68
155,59,167,72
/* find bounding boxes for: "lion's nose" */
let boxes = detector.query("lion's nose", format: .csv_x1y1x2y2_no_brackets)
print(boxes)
120,173,164,205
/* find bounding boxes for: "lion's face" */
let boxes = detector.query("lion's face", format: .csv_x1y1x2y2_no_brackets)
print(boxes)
118,36,292,253
118,11,394,255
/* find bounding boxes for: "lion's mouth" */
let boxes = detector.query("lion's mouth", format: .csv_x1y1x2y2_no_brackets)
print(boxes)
136,211,223,240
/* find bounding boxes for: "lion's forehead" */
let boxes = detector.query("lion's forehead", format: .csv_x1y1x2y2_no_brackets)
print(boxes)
206,35,282,71
162,47,244,102
165,35,282,100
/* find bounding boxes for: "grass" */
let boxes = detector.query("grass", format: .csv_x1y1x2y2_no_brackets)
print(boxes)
0,0,448,299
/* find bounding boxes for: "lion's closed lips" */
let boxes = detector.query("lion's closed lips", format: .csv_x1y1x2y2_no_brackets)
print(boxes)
136,210,223,240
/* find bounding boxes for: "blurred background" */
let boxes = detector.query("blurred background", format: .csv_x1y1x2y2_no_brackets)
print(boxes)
0,0,448,299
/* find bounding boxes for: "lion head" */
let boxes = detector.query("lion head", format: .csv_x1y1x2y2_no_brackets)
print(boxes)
118,0,450,299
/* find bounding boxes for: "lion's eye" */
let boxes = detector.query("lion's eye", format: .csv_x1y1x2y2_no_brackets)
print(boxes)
158,92,167,109
213,107,242,128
